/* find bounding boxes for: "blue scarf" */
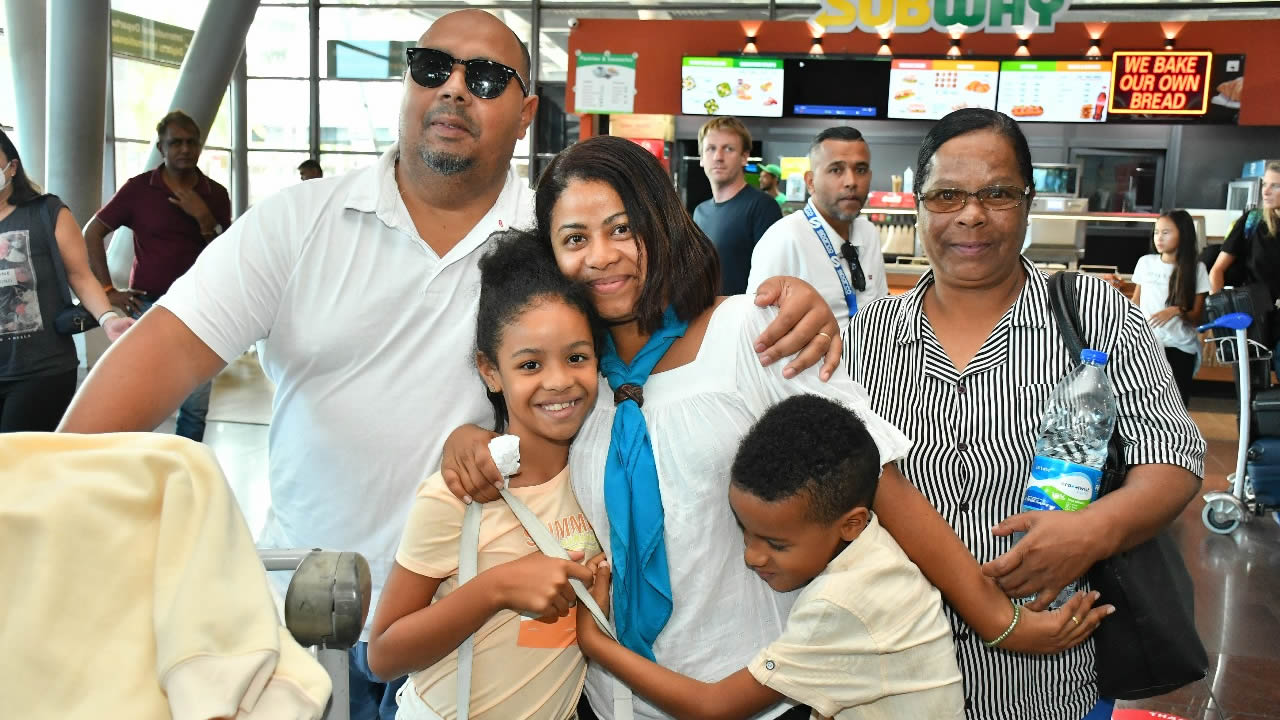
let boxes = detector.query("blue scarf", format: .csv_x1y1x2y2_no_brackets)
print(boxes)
598,307,689,661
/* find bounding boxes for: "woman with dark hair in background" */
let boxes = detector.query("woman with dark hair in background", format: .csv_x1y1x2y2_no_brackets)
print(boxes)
1125,209,1210,406
0,130,133,432
853,109,1205,720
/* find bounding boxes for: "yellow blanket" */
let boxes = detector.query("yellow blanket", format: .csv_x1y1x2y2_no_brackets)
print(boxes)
0,432,331,719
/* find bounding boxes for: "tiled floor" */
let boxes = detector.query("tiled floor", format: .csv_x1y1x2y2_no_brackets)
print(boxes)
197,359,1280,720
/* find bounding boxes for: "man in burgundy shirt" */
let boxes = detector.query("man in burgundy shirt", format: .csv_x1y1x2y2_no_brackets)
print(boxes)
84,110,231,442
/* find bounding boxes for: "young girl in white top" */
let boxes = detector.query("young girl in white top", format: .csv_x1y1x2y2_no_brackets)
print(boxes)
367,231,605,720
1128,209,1210,406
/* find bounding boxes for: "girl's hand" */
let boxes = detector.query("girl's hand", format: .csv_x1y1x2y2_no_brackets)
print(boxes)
441,424,502,504
492,550,592,621
996,591,1112,655
1149,306,1183,328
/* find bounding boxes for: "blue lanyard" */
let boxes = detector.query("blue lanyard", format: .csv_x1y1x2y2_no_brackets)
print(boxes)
802,203,858,317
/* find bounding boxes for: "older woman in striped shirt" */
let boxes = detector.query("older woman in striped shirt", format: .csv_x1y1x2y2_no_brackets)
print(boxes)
852,109,1205,720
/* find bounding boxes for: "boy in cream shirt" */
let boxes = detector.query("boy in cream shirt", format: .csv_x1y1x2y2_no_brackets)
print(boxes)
576,394,963,719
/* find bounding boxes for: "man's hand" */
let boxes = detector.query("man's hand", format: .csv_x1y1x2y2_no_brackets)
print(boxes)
982,510,1110,611
753,276,842,381
107,288,144,315
169,187,215,232
441,424,502,504
102,315,136,342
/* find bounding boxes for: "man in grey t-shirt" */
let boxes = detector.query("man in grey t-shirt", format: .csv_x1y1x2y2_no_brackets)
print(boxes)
693,116,782,295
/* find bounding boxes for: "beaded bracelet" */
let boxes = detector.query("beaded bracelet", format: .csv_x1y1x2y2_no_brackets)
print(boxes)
984,599,1021,648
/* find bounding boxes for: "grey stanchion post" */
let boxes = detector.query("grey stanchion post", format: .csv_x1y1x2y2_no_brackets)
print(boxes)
5,0,46,185
45,0,108,224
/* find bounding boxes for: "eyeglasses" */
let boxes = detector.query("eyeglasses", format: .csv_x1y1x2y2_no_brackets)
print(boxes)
406,47,529,100
917,185,1030,213
839,242,867,292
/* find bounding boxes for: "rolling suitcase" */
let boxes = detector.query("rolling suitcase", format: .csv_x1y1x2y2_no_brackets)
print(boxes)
1246,437,1280,507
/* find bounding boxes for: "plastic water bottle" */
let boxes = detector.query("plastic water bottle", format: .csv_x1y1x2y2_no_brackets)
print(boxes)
1016,349,1118,608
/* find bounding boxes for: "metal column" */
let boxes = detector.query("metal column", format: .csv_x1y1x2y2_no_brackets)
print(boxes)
4,0,46,185
231,51,249,218
528,0,540,184
145,0,261,170
45,0,108,224
309,0,321,160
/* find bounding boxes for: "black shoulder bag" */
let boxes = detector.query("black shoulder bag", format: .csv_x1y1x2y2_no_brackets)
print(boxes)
37,196,100,335
1047,271,1208,700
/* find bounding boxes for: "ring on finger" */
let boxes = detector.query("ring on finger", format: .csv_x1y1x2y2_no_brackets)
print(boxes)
816,331,832,341
1071,615,1080,626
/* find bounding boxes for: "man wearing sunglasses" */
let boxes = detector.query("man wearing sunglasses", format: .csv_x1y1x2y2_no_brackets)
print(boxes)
61,9,845,720
748,126,889,340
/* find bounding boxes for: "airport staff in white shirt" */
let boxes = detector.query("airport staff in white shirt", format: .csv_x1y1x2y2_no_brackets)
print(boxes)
748,126,889,339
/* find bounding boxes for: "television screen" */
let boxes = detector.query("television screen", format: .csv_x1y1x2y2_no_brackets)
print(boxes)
1032,164,1081,196
681,57,784,117
996,60,1112,122
783,57,891,118
887,59,999,119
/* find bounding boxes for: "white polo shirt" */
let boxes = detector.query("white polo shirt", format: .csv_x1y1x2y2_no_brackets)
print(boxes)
746,202,889,336
159,147,533,636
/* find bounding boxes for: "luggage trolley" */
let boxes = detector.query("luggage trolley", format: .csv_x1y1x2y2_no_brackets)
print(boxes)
261,549,372,720
1197,312,1280,534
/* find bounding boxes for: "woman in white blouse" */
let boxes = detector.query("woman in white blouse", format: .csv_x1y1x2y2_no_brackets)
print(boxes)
444,136,1098,720
853,109,1206,720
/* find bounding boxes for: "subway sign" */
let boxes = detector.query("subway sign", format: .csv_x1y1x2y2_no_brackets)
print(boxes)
1109,51,1213,115
810,0,1070,35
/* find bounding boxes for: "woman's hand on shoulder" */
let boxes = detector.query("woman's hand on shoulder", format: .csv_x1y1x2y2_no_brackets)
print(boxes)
997,591,1112,655
1149,306,1183,328
752,276,841,381
441,424,502,504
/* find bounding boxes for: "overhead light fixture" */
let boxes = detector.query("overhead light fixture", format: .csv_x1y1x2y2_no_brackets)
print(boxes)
948,36,962,57
744,34,758,54
810,35,824,55
1087,37,1102,57
1016,37,1030,57
878,36,892,56
1165,36,1175,50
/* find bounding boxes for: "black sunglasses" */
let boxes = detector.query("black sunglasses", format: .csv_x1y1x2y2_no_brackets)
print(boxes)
839,242,867,293
406,47,529,100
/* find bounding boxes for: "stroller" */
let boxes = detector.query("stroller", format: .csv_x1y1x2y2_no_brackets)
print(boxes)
1197,311,1280,534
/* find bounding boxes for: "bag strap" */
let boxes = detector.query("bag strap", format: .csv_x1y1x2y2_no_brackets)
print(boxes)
1046,271,1127,495
454,490,622,720
37,196,75,309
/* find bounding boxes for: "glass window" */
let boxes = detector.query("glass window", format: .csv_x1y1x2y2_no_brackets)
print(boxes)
319,80,400,154
248,150,311,206
318,152,379,178
110,0,210,30
319,7,423,80
112,57,232,149
246,6,309,78
248,79,309,150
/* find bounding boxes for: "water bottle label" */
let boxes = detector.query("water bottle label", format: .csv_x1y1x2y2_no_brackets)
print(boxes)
1022,456,1101,513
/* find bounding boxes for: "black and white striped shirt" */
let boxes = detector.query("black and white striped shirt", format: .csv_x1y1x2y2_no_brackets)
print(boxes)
851,258,1206,720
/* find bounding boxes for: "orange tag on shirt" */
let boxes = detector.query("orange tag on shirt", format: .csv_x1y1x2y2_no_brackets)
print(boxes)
516,607,578,649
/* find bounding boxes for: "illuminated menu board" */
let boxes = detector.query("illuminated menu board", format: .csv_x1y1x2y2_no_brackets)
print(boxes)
681,57,784,118
1109,51,1213,116
996,61,1113,122
887,59,999,120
